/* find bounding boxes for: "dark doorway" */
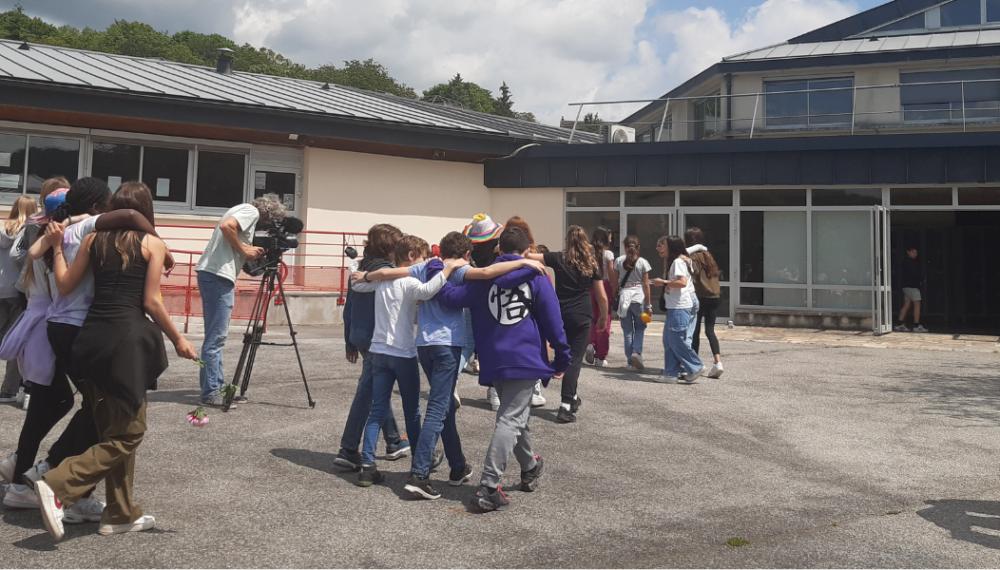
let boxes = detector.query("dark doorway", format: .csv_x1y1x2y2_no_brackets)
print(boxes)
891,211,1000,334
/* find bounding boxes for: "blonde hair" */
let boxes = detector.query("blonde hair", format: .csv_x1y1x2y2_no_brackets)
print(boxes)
40,176,70,202
563,225,599,276
4,196,37,236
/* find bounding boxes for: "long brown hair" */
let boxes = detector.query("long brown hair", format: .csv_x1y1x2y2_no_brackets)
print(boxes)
622,235,640,271
663,235,687,279
684,226,719,278
504,216,537,254
40,176,70,202
563,225,598,276
4,196,37,236
592,226,612,279
95,181,155,270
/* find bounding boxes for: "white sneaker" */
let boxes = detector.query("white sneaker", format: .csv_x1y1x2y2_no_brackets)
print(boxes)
685,366,706,383
654,375,676,383
23,460,50,491
626,364,638,372
22,393,29,410
35,480,64,540
631,352,644,371
98,514,155,536
3,483,38,509
487,387,500,411
913,324,929,333
893,323,910,332
531,380,546,408
594,359,607,367
463,360,476,374
584,344,595,365
64,496,106,524
453,383,461,410
16,387,24,405
709,362,724,379
0,452,15,483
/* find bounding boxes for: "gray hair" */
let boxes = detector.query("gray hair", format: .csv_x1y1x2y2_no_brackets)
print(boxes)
252,196,287,223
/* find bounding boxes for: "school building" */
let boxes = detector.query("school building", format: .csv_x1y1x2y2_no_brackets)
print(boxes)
487,0,1000,334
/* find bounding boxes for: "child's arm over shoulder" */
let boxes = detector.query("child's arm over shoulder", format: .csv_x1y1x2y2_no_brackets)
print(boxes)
402,259,465,300
532,275,571,373
493,265,543,290
464,258,545,281
434,280,474,309
351,272,377,293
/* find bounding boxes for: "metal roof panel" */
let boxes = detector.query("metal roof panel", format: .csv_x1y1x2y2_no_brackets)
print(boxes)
927,32,957,48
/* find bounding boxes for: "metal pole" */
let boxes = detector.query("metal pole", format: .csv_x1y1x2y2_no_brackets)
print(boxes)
750,92,760,138
961,80,967,132
568,105,583,144
851,84,857,135
656,99,671,142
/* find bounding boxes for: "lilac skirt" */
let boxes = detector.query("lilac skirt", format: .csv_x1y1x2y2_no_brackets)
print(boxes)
0,296,55,386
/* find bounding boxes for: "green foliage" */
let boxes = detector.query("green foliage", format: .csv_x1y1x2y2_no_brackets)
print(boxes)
423,74,496,114
726,537,751,547
308,59,416,98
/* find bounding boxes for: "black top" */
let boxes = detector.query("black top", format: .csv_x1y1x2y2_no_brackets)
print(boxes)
900,256,923,289
543,251,598,317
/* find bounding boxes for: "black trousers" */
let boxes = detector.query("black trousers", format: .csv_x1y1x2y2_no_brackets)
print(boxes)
560,312,591,405
43,322,99,470
12,375,74,484
692,297,721,357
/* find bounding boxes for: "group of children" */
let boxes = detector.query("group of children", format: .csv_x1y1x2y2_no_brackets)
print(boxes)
0,176,198,540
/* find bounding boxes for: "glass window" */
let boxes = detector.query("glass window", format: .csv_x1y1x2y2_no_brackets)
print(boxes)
812,211,872,287
811,188,882,206
626,212,672,314
679,190,732,206
813,289,872,311
566,211,619,256
876,12,925,32
254,171,296,211
989,0,1000,22
683,213,730,282
958,186,1000,204
900,68,1000,122
940,0,981,26
765,77,852,127
196,152,245,208
91,143,140,191
740,211,807,285
141,147,189,203
566,191,618,207
0,134,26,195
625,190,674,207
694,95,720,140
741,189,806,206
740,287,808,308
26,137,79,194
890,187,953,206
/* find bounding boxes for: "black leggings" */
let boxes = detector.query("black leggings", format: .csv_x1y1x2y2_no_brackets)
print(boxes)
692,297,721,358
44,323,99,471
560,312,591,405
12,377,74,484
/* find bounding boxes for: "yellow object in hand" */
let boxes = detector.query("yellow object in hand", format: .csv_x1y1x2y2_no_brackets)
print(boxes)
641,313,652,323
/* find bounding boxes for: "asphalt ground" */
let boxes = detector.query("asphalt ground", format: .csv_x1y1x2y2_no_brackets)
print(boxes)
0,324,999,568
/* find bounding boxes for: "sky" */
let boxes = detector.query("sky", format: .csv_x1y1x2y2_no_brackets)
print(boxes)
9,0,887,125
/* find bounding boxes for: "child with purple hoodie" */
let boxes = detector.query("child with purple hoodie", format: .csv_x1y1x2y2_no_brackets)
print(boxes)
435,227,571,512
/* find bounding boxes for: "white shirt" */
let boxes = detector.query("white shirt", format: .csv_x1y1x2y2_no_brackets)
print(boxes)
665,257,696,310
601,249,614,282
195,204,259,284
48,215,101,326
352,271,449,358
613,255,651,317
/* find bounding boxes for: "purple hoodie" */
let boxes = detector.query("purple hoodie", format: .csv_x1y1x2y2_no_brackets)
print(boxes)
435,254,571,387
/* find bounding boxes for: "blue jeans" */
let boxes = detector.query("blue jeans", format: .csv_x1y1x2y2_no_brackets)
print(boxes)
414,346,466,477
620,302,646,364
362,352,422,465
681,297,700,374
663,307,703,378
339,351,402,453
458,308,475,372
198,271,234,400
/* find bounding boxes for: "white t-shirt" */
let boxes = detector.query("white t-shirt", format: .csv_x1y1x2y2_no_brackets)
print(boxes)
613,255,651,316
601,249,614,281
351,271,449,358
665,257,696,310
48,215,101,326
613,256,651,286
195,204,260,284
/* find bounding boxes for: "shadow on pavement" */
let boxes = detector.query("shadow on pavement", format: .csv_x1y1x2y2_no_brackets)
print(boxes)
880,363,1000,423
147,389,201,406
917,499,1000,550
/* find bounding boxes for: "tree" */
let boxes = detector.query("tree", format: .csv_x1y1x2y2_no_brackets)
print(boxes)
422,74,496,114
495,82,515,118
309,59,416,98
580,112,603,133
0,5,58,42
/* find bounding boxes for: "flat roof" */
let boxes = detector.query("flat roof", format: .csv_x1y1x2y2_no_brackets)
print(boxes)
725,30,1000,61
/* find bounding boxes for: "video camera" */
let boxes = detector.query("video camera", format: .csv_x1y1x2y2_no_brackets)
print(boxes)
242,216,305,277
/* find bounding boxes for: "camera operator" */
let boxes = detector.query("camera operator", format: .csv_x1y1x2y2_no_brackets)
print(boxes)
195,197,286,409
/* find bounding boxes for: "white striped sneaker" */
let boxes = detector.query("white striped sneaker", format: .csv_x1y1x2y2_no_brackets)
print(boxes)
98,515,155,536
3,483,38,509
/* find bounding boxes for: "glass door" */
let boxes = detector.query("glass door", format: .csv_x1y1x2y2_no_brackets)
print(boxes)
873,206,892,335
624,210,675,316
252,168,299,216
678,210,733,322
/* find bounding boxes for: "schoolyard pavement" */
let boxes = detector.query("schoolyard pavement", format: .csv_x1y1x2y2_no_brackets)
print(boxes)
0,323,999,568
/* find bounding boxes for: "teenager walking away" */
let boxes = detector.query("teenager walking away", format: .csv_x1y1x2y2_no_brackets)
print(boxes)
653,235,705,384
0,196,38,403
685,227,724,378
527,225,608,423
585,227,615,368
614,236,652,372
895,245,928,333
436,227,571,512
36,182,198,540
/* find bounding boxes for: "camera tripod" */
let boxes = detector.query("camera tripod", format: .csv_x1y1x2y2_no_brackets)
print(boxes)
224,263,316,411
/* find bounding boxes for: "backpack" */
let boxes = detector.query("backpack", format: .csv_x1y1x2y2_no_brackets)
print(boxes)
688,251,721,299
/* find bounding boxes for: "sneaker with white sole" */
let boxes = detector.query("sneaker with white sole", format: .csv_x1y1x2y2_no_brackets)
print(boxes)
384,438,410,461
709,362,724,379
98,515,155,536
64,496,106,524
893,323,910,332
16,387,24,405
463,360,476,374
22,393,29,410
594,359,607,367
631,352,644,371
584,344,595,365
626,364,638,372
679,366,705,384
913,324,929,333
454,383,461,409
488,386,500,411
531,380,546,408
23,460,50,491
654,375,676,383
35,480,64,540
1,452,15,483
0,392,16,403
3,483,38,509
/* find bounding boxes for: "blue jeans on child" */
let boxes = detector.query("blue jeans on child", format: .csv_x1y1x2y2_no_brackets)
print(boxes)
197,271,234,400
620,302,646,364
340,351,402,453
680,297,700,375
663,307,703,378
362,352,423,465
414,346,466,477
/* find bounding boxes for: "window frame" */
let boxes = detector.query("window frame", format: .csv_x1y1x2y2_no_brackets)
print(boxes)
0,122,87,203
899,66,1000,125
763,75,855,129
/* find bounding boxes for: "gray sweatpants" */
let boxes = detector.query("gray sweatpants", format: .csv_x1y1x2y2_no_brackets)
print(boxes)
481,378,538,488
0,297,22,396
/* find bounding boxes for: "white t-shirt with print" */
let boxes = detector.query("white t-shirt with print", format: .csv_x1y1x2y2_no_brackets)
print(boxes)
47,215,101,326
665,257,696,310
195,204,260,284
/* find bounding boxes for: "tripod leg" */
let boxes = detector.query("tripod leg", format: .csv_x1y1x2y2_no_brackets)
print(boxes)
240,272,273,397
227,273,269,411
277,276,315,408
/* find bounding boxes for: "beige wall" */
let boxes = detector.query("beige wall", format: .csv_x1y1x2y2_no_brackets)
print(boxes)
489,187,564,249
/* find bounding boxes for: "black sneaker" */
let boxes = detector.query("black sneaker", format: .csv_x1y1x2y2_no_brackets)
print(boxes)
449,464,473,487
556,407,576,423
356,465,385,487
404,474,441,500
520,456,545,492
333,449,361,472
430,449,444,471
570,396,582,414
470,485,508,512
